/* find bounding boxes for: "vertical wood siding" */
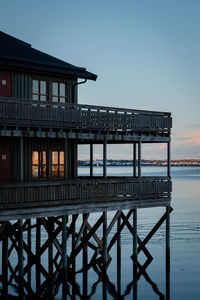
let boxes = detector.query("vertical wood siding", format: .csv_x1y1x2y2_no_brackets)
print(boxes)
0,137,19,182
0,70,77,103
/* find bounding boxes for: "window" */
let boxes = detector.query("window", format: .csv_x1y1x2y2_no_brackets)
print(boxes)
52,82,67,103
32,79,47,101
52,151,64,178
32,151,47,179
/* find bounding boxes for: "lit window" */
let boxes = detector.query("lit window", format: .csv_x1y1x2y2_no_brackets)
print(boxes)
52,82,67,103
32,151,47,179
32,80,47,101
52,151,64,178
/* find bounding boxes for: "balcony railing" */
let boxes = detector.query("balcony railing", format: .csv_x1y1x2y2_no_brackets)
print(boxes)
0,177,171,210
0,98,172,135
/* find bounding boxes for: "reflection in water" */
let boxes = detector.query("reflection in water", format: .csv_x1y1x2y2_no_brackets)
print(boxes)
0,208,171,299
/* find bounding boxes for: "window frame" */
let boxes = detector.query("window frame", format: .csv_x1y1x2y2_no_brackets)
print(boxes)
52,81,68,104
32,79,48,101
51,150,64,178
32,150,48,179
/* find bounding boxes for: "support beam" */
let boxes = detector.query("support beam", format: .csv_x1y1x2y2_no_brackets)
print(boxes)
72,215,77,300
83,214,88,298
27,219,31,286
167,142,171,177
133,143,137,177
133,209,138,299
36,218,41,294
138,139,141,178
103,139,107,179
62,215,67,300
18,219,24,297
48,218,54,282
90,143,93,177
166,206,170,300
19,136,24,182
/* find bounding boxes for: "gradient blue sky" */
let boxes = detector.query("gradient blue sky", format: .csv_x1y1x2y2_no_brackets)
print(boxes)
1,0,200,159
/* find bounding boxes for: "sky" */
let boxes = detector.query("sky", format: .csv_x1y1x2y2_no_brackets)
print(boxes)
1,0,200,159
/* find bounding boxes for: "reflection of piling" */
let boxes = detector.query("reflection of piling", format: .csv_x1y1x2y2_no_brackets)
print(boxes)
166,205,170,300
117,215,121,296
102,211,107,300
133,209,138,299
18,219,24,298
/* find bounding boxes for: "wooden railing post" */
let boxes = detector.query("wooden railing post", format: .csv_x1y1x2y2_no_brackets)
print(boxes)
133,143,137,177
103,139,107,179
90,143,93,178
138,139,141,178
167,142,171,177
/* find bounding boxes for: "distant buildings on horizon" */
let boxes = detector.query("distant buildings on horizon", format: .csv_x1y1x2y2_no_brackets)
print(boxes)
78,159,200,167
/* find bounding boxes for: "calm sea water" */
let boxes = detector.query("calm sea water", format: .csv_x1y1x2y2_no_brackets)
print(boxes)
2,166,200,299
78,166,200,299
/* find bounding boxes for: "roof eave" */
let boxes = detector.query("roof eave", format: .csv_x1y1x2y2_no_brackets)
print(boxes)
0,58,97,81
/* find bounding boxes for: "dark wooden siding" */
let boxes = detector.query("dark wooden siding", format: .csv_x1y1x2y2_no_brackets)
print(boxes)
0,137,78,183
0,137,19,182
0,70,78,103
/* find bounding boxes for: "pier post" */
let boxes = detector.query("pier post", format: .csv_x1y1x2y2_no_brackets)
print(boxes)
133,209,138,299
27,219,31,286
90,143,93,177
48,217,54,297
138,140,141,178
83,213,88,297
18,219,24,297
166,206,170,300
102,211,107,300
72,215,77,299
133,143,137,177
103,139,107,179
36,218,41,294
62,215,67,299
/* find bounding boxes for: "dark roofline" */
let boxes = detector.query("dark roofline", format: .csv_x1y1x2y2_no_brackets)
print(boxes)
0,31,31,47
0,31,97,81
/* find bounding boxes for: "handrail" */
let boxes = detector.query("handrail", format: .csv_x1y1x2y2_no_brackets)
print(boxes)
0,97,172,132
0,97,171,116
0,177,172,209
0,176,171,188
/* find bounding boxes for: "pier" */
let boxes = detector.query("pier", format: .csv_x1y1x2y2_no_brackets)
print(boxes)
0,31,172,299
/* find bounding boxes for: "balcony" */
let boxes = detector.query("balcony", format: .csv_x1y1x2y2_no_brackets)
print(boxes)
0,98,172,140
0,176,171,219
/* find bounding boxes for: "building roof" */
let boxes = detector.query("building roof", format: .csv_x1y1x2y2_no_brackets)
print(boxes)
0,31,97,81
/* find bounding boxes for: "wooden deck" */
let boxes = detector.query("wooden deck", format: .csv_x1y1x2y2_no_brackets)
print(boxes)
0,176,171,219
0,98,172,140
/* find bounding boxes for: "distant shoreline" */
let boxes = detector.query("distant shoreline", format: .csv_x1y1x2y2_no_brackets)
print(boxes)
78,159,200,167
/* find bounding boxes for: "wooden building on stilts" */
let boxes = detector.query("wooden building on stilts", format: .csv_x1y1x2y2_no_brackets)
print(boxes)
0,31,172,298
